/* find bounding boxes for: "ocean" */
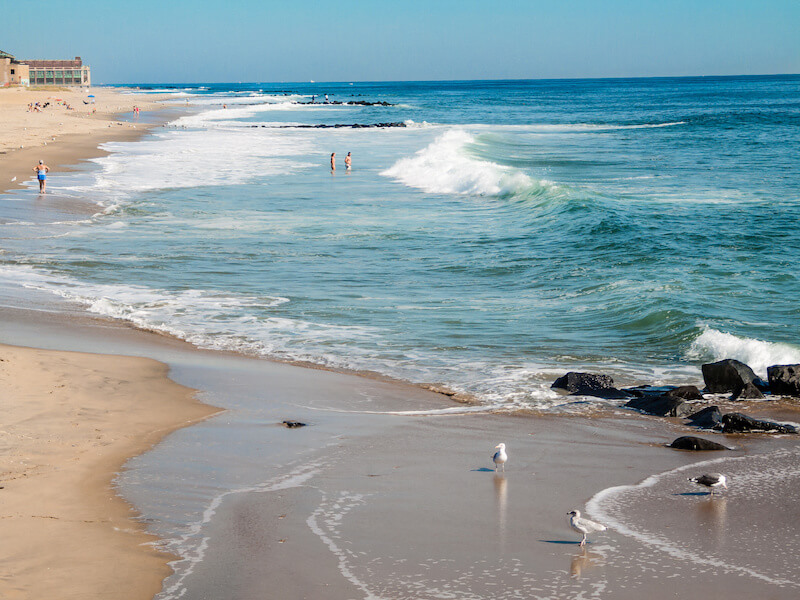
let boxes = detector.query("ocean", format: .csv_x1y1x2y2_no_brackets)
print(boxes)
2,76,800,410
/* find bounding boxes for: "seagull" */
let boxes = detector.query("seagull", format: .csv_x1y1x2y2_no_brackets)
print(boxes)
493,443,507,472
567,510,607,546
688,473,728,496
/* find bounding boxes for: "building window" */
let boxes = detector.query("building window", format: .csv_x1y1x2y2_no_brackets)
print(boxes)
10,69,14,75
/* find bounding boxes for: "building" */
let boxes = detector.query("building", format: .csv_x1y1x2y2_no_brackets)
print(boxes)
26,57,90,86
1,50,91,87
1,50,29,86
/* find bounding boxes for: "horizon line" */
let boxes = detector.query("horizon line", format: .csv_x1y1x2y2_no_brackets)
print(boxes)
100,72,800,87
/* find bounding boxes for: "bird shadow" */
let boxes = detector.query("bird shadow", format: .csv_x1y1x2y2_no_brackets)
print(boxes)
471,468,496,472
540,539,585,545
674,492,710,496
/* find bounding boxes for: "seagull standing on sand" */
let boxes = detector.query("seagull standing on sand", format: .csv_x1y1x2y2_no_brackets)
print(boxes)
493,443,507,472
567,510,607,546
688,473,728,496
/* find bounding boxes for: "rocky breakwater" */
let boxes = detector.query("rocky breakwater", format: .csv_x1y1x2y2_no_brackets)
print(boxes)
551,359,800,451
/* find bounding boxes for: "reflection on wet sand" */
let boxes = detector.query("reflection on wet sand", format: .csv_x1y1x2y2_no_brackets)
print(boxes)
570,547,604,579
494,474,507,545
696,495,728,546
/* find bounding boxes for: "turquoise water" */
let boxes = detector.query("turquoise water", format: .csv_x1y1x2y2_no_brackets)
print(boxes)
2,76,799,409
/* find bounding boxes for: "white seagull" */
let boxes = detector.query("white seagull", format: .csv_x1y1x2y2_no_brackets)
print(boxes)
493,443,507,472
688,473,728,496
567,509,607,546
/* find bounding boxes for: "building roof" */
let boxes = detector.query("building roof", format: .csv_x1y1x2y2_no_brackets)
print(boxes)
0,50,16,60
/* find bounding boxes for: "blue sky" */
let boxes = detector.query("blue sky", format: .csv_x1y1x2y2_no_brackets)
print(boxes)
4,0,798,83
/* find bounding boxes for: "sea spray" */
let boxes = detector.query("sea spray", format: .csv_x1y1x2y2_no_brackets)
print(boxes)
687,328,800,377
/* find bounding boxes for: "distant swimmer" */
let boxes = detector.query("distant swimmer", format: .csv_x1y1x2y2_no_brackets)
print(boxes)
33,159,49,193
330,152,336,171
325,94,329,103
344,152,352,170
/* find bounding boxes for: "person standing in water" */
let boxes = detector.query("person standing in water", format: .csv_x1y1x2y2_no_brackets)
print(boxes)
33,160,49,193
344,152,352,170
330,152,336,171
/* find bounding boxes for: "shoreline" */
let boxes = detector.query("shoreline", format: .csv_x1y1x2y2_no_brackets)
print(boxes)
0,86,170,194
0,87,219,600
0,342,221,600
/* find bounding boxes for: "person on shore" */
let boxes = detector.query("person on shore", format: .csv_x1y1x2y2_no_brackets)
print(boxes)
330,152,336,171
324,94,329,103
33,160,49,194
344,152,352,170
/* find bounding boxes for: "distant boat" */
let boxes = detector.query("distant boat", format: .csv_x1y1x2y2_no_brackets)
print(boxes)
310,80,315,83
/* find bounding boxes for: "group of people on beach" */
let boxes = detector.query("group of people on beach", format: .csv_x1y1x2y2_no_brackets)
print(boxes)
330,152,352,172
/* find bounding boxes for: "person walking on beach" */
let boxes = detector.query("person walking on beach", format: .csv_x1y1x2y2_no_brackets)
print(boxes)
33,160,49,194
344,152,352,170
330,152,336,171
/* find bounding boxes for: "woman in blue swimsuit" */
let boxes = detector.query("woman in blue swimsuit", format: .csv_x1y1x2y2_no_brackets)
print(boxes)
33,160,49,194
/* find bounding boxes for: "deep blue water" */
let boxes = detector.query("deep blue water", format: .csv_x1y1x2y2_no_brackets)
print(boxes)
2,76,799,409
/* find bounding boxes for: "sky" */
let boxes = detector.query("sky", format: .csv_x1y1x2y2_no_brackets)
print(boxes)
3,0,799,83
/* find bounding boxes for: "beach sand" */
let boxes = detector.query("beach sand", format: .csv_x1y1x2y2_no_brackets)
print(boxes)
0,343,219,600
2,87,799,600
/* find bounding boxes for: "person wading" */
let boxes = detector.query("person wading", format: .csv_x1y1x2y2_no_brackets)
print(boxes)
33,160,49,194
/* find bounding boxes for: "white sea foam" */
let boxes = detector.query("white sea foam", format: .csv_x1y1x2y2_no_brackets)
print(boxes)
587,449,800,588
687,327,800,377
381,129,544,197
158,461,325,600
66,127,316,197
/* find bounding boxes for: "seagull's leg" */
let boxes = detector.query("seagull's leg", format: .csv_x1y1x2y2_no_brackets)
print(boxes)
502,463,505,473
580,534,586,547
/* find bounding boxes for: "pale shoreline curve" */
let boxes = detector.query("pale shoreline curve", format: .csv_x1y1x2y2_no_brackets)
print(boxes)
0,343,220,600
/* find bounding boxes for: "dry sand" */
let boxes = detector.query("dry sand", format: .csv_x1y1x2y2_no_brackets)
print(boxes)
0,86,167,191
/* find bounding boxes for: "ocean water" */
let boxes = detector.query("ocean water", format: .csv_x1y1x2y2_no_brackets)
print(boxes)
2,76,800,410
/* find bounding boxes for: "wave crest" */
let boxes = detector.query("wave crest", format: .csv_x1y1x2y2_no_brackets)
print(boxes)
381,129,547,197
687,328,800,376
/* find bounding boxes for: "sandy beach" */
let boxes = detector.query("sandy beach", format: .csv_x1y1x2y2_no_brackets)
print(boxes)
1,84,799,600
0,87,166,192
0,343,218,600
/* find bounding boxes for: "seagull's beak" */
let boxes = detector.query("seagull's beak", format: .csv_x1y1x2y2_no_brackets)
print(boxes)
495,444,501,449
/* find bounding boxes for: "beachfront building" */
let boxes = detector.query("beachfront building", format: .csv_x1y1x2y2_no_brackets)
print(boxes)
26,57,90,86
0,50,90,87
1,50,30,86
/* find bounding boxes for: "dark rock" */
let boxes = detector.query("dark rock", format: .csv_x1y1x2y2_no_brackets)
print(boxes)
731,381,765,400
551,372,628,399
719,412,797,434
284,122,407,129
622,385,675,399
282,420,307,428
664,385,704,400
701,359,766,393
669,436,730,451
767,364,800,397
686,406,722,428
624,395,694,417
